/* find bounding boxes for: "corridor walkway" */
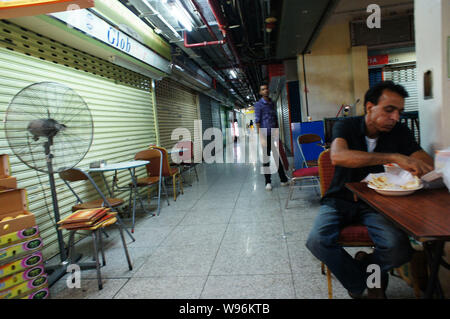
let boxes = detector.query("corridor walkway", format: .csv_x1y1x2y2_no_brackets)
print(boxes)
49,160,415,299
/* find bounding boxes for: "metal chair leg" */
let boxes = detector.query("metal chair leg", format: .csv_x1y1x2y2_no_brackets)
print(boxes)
91,230,103,290
118,224,133,271
67,231,77,263
173,174,177,201
98,230,106,266
162,179,170,207
194,165,199,182
285,182,295,209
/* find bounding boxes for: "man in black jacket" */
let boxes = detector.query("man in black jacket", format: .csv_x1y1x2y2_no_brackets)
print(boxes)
306,81,433,298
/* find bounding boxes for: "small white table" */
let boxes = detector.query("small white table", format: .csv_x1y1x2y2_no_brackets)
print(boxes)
89,160,151,233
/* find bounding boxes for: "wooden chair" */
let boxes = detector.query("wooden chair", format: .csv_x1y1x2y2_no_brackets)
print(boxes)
285,134,324,209
149,146,184,201
134,148,170,218
317,150,374,299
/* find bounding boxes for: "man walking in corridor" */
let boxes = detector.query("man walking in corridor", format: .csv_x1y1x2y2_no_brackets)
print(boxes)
254,83,289,191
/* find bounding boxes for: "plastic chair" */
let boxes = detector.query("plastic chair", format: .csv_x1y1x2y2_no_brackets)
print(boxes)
134,148,170,219
285,134,324,209
175,141,199,185
317,150,374,299
149,146,184,201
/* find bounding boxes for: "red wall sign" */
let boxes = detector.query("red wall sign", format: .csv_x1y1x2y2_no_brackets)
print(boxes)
368,54,389,66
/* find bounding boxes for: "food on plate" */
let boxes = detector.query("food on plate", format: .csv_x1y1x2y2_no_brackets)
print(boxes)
368,176,394,189
400,176,421,190
368,174,421,190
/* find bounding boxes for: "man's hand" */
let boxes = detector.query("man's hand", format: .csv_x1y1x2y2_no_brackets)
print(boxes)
392,153,433,177
331,138,434,177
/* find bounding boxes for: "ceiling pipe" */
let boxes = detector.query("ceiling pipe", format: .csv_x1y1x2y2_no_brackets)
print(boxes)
190,0,234,64
184,31,226,48
206,0,255,100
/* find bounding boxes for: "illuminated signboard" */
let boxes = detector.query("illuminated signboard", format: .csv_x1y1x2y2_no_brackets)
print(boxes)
0,0,94,19
50,9,171,74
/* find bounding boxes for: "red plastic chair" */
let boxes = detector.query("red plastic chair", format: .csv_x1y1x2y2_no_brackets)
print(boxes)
318,150,374,299
285,134,323,209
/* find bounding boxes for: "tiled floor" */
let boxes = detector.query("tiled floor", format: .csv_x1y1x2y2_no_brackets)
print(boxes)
49,154,416,299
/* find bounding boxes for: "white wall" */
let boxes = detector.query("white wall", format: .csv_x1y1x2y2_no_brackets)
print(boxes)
415,0,450,297
415,0,450,153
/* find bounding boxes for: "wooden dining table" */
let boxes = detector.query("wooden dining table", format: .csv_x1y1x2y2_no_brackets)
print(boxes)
345,182,450,299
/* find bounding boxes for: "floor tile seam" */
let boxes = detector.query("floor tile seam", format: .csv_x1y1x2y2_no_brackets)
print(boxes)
130,271,293,279
192,170,226,203
127,218,184,276
111,277,132,299
127,170,224,279
198,167,249,296
207,271,293,276
275,188,299,298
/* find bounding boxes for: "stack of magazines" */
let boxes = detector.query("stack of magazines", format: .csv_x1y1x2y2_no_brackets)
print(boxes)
58,208,117,231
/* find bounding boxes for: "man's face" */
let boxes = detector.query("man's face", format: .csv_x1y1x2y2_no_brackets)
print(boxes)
366,89,405,132
260,85,269,98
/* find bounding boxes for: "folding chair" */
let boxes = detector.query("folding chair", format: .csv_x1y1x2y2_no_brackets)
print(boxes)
58,168,135,242
149,146,183,201
285,134,324,209
317,150,374,299
65,214,133,290
59,168,134,289
175,141,199,185
134,148,170,219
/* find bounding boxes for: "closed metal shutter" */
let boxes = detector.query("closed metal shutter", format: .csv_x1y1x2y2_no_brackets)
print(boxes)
210,99,221,131
0,46,156,260
198,94,213,148
383,64,418,112
155,77,201,161
281,85,292,154
220,107,228,146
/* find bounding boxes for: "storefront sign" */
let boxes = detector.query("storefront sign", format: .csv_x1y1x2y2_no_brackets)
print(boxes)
0,0,94,19
368,54,389,66
50,9,171,74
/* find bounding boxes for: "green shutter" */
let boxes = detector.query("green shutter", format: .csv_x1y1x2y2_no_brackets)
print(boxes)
155,77,201,161
0,39,156,260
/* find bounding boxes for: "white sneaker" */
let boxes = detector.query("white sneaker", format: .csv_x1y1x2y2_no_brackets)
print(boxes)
280,179,291,187
265,183,272,191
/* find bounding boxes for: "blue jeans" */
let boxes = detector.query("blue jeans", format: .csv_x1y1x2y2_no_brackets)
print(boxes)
305,198,413,295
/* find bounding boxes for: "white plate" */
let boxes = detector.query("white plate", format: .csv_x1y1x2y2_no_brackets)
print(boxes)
367,183,423,196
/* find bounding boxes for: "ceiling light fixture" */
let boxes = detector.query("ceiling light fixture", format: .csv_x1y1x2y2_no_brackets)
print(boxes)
265,17,277,33
229,69,237,79
166,0,193,32
141,0,180,38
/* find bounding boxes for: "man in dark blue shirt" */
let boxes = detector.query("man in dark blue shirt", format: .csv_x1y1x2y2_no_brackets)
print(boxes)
254,83,289,190
306,81,433,298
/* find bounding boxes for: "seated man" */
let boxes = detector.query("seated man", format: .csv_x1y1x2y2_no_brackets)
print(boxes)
306,81,434,299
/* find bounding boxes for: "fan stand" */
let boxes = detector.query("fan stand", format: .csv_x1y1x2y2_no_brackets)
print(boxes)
43,137,97,286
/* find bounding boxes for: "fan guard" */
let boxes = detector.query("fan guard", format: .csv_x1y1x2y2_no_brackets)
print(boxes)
4,82,93,173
